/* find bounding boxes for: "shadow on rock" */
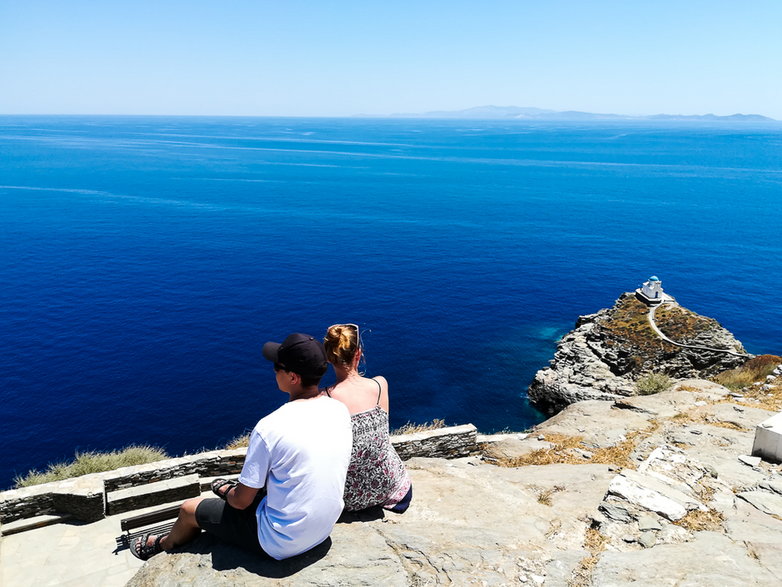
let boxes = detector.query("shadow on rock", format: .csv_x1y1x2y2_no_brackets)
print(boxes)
179,533,332,578
337,506,385,524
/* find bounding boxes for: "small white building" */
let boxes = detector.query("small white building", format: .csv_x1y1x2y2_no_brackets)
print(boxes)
636,275,673,305
753,412,782,464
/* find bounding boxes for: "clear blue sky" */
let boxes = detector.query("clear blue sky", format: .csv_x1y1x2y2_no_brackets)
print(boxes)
2,1,780,118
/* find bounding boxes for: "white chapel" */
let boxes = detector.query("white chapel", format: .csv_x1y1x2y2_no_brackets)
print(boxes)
636,275,673,305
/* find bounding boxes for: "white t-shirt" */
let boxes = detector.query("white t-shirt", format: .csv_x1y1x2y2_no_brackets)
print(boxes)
238,395,352,560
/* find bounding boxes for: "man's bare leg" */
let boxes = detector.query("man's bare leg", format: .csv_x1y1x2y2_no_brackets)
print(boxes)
159,497,203,550
133,496,204,557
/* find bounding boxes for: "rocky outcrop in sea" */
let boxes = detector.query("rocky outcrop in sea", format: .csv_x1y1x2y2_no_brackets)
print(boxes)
528,293,748,414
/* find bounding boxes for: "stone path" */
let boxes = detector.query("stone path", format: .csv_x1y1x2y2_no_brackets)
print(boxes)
0,496,185,587
647,303,751,358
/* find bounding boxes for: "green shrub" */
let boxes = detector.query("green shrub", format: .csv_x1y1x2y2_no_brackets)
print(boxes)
635,372,673,395
14,445,168,488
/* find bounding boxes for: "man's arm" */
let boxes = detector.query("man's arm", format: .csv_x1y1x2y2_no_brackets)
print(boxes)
225,482,259,510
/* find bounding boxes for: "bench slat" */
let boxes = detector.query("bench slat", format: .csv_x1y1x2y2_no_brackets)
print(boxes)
120,504,181,532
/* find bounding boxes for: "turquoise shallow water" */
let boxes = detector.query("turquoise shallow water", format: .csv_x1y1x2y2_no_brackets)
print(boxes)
1,116,781,487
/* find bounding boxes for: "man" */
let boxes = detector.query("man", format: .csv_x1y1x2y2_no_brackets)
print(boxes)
132,333,352,561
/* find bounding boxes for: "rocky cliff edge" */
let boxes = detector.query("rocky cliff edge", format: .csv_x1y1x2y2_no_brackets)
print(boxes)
128,374,782,586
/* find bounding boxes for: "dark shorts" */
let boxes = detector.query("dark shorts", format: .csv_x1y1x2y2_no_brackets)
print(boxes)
195,492,269,557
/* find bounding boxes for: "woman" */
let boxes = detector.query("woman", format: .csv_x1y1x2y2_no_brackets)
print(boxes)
323,324,412,513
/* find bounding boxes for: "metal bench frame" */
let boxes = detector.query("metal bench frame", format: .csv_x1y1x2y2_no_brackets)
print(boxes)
114,504,181,552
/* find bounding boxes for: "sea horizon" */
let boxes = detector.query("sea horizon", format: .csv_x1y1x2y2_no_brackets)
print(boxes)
2,115,781,488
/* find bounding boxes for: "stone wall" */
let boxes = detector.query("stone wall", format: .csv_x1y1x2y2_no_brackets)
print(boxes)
103,450,245,492
0,449,245,524
0,426,477,524
392,424,477,460
0,491,56,524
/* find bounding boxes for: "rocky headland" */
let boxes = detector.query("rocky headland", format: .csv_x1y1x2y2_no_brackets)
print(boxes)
528,292,749,414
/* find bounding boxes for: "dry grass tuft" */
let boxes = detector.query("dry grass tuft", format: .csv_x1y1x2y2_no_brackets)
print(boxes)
224,432,251,450
500,433,585,467
497,421,660,470
712,354,782,391
392,418,446,435
14,445,168,488
569,527,609,587
670,410,749,432
710,420,750,432
733,385,782,412
693,482,716,503
545,519,563,539
589,420,661,468
670,440,692,450
583,526,609,551
534,484,566,506
674,508,725,532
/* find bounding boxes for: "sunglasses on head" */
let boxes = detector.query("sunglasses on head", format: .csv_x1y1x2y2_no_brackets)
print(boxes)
345,323,362,351
343,323,367,375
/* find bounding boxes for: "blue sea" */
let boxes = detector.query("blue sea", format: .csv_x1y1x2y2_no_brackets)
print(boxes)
2,115,781,488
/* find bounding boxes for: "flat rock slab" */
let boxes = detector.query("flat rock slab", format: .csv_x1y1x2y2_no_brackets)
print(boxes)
738,455,762,468
599,502,634,523
637,514,662,531
758,479,782,495
608,474,687,521
127,458,615,586
608,468,704,522
479,437,554,463
737,491,782,518
593,531,779,586
705,403,771,431
725,499,782,544
613,385,722,419
536,400,652,448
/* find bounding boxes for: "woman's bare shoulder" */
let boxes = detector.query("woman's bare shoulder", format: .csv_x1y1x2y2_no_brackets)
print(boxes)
371,375,388,387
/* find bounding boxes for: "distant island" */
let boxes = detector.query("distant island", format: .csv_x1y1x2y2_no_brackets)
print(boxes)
364,105,775,122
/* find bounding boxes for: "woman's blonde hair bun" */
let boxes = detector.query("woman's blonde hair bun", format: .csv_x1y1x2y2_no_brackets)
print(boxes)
324,324,359,366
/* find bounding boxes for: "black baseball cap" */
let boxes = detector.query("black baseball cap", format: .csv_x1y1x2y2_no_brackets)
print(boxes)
262,333,328,377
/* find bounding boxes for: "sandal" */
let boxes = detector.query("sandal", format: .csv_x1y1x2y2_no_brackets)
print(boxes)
211,478,237,499
131,533,166,561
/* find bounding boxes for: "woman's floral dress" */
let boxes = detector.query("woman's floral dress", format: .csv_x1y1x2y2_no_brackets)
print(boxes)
343,406,412,511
